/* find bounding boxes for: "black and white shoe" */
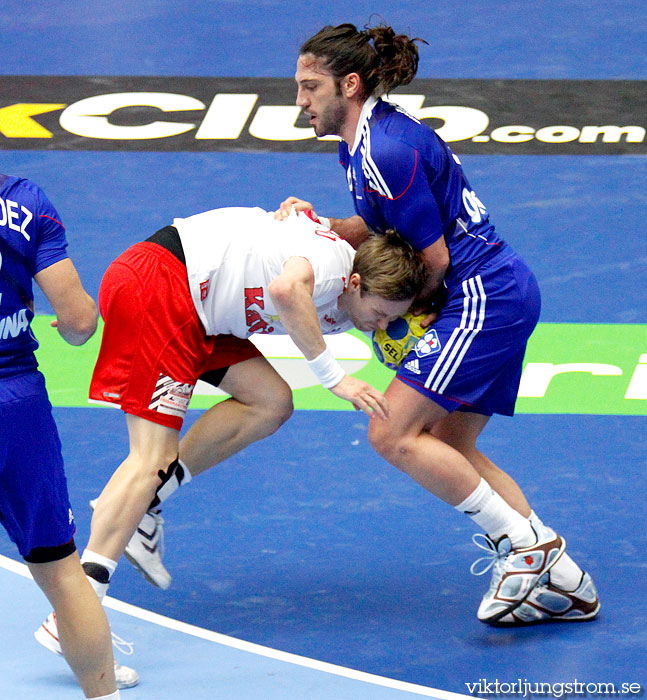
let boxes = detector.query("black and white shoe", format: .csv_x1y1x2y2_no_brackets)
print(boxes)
90,499,172,590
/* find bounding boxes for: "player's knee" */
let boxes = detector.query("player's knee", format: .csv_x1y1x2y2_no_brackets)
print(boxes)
248,381,293,437
123,444,179,487
264,385,294,433
368,420,408,464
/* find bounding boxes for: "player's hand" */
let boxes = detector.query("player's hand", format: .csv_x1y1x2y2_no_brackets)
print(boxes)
328,375,389,420
411,285,446,328
275,196,315,221
411,310,438,329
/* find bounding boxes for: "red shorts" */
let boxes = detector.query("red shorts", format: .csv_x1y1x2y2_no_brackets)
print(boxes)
89,242,261,430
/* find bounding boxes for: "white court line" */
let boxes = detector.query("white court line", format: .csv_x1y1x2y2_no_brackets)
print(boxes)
2,553,472,700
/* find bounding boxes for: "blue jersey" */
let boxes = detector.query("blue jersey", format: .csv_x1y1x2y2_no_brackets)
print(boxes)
339,97,509,289
0,175,69,379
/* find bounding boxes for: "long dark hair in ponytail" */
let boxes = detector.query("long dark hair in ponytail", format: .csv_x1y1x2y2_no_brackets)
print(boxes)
300,23,426,97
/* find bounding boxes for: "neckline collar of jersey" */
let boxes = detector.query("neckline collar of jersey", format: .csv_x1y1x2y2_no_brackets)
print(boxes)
349,95,379,156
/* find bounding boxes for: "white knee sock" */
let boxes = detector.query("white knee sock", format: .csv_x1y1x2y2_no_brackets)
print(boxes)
456,478,536,548
81,550,118,601
529,511,583,590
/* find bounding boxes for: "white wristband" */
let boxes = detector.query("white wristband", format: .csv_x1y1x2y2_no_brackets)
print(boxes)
307,347,345,389
316,215,331,229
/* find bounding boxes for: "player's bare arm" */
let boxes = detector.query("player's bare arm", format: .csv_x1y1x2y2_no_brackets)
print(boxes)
267,256,325,361
412,238,450,327
34,258,98,345
268,256,389,419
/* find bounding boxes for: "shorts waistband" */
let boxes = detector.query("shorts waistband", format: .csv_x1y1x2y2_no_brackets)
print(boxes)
146,225,185,265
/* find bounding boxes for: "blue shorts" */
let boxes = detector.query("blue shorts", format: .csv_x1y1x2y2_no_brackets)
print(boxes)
396,252,541,416
0,372,76,562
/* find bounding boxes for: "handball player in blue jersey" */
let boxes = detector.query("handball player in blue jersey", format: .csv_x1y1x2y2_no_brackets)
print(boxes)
279,23,599,625
0,174,135,696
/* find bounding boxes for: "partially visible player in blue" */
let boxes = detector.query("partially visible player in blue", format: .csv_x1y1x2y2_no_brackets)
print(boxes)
280,23,600,625
0,173,127,698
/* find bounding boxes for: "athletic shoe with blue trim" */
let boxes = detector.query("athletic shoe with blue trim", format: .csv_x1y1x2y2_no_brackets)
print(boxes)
494,570,600,624
471,525,566,624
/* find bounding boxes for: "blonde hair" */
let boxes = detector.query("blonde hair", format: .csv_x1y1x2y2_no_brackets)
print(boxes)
352,230,426,301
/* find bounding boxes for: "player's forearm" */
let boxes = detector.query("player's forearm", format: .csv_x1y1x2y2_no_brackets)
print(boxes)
417,268,446,302
283,312,327,361
35,258,98,345
269,279,345,389
414,237,450,306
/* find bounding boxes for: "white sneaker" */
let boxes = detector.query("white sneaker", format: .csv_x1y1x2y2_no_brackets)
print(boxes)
495,571,601,624
90,498,172,590
471,525,566,624
35,612,139,689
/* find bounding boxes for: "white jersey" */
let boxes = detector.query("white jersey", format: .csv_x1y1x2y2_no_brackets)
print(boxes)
173,207,355,338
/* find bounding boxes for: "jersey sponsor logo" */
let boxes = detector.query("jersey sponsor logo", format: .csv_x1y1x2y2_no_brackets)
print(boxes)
1,76,645,154
415,328,442,359
149,373,194,418
199,279,209,301
0,308,29,339
244,286,274,334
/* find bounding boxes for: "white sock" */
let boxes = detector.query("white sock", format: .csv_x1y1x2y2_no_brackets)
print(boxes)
529,511,583,591
81,550,118,601
456,478,535,548
91,691,120,699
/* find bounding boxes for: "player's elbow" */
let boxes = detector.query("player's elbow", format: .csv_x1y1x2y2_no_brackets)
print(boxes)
268,277,296,307
58,296,98,346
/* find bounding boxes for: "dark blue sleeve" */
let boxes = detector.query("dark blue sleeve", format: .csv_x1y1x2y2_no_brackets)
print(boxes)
30,185,69,274
368,138,443,251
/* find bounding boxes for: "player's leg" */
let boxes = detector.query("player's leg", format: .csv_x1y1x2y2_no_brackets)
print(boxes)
85,242,205,589
0,376,130,693
180,356,293,476
368,378,564,623
430,409,598,621
86,414,180,566
431,410,531,516
368,379,480,503
28,553,118,699
123,353,293,588
368,379,535,533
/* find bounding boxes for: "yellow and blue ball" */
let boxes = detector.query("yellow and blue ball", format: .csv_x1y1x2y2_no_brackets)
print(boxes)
372,312,428,370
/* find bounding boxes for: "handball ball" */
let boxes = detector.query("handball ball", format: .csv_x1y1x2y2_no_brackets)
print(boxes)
372,312,427,370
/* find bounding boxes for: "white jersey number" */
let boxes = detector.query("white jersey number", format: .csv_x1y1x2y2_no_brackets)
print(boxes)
462,188,488,224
